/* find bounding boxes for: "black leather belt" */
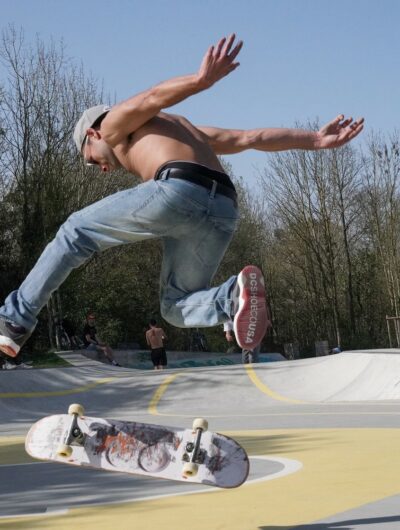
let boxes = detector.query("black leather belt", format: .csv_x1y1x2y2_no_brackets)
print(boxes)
154,161,237,204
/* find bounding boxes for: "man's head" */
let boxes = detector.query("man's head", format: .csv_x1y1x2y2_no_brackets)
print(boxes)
149,319,157,327
73,105,121,172
73,105,110,151
87,313,96,327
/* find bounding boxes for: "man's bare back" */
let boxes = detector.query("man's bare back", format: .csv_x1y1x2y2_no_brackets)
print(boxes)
115,112,225,181
146,326,166,349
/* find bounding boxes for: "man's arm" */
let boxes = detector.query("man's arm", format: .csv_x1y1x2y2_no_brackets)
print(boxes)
85,333,97,345
223,321,234,342
197,115,364,154
100,34,243,147
145,330,151,347
94,333,106,346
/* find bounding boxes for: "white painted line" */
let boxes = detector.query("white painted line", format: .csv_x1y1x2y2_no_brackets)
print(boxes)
0,508,68,519
248,456,303,484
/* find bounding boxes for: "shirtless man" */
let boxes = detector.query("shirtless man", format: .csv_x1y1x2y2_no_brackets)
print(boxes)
145,319,167,370
0,34,364,359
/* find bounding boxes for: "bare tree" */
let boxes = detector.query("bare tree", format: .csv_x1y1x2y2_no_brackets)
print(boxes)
0,26,136,348
260,124,362,349
361,132,400,316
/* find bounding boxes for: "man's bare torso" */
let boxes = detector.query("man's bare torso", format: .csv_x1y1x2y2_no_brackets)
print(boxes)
114,112,224,181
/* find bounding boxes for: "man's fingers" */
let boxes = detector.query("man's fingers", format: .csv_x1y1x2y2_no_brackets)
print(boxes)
214,37,226,58
338,120,364,144
348,123,364,139
227,62,240,73
213,34,243,63
221,33,236,55
352,117,365,127
345,117,364,134
341,118,353,129
228,40,243,61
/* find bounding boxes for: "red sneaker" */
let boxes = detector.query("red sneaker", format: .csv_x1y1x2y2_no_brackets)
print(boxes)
233,265,270,350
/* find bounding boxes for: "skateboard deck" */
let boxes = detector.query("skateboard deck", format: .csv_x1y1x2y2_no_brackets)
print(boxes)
25,404,249,488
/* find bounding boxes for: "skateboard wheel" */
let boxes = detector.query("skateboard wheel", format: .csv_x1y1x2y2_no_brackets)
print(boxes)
182,462,198,478
192,418,208,432
57,444,73,458
68,403,84,417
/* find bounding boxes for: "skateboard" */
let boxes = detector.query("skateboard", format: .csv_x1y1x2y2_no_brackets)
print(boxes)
25,404,249,488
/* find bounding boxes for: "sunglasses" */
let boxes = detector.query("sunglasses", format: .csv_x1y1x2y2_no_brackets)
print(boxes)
84,136,98,167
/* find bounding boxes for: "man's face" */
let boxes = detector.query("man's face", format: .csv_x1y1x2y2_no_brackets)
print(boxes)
83,133,121,173
87,317,95,327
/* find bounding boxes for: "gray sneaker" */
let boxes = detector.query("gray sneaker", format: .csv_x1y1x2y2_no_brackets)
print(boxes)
111,360,121,367
15,362,33,369
3,361,17,370
0,317,31,358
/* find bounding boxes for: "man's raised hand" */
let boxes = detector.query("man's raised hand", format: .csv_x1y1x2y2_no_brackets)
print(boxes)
197,34,243,89
316,115,365,149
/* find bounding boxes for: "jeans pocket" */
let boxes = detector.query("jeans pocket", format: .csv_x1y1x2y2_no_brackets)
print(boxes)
194,219,237,268
131,182,196,236
157,179,208,216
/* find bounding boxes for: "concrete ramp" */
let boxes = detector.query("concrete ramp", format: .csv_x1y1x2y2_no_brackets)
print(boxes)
251,350,400,402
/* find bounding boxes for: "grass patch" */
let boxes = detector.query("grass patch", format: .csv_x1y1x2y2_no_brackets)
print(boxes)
26,350,71,368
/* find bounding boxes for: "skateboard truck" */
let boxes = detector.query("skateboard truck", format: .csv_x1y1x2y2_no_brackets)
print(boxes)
57,403,86,458
182,418,208,478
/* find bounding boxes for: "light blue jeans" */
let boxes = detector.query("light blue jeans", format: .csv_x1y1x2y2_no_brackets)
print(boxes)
0,170,239,332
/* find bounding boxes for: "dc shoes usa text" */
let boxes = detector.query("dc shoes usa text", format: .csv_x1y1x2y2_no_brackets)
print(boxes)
233,265,270,350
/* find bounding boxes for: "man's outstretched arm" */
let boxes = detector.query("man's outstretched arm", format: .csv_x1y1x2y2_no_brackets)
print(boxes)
101,34,243,147
197,115,364,154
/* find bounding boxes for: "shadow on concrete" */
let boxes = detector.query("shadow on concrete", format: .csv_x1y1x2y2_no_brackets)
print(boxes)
259,514,400,529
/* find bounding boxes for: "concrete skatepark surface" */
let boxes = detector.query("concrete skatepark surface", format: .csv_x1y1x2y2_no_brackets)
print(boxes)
0,349,400,529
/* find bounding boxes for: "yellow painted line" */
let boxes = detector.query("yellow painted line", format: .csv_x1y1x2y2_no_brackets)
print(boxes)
148,372,184,415
0,377,115,398
0,435,25,445
0,436,32,465
245,364,307,404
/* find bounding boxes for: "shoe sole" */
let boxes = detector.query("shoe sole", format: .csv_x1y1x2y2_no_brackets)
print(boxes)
233,265,270,350
0,336,20,358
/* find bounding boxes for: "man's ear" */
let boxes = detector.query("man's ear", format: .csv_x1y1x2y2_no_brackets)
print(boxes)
87,128,102,140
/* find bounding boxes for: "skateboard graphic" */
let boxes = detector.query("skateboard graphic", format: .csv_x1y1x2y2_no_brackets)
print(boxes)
25,404,249,488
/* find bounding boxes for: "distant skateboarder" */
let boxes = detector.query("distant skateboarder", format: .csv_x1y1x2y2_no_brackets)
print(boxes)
0,34,364,359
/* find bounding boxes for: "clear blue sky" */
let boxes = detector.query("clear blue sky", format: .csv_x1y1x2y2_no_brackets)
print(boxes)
1,0,399,183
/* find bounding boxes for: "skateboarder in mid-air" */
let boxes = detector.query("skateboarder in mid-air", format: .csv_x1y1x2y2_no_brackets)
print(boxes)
0,34,364,359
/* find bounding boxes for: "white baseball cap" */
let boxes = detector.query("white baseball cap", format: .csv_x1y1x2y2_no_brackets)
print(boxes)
73,104,111,151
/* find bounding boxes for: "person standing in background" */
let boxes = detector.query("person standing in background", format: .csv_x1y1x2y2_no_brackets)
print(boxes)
146,319,168,370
